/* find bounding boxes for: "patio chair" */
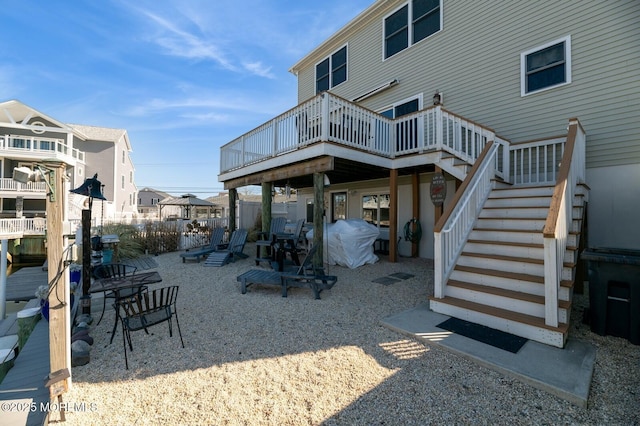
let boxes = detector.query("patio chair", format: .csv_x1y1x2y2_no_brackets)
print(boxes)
180,227,226,263
203,228,249,267
92,263,142,326
237,244,337,299
255,217,287,266
117,285,184,369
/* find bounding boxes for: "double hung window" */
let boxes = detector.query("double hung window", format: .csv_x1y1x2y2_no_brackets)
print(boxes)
362,194,390,228
384,0,441,59
521,36,571,96
315,45,347,94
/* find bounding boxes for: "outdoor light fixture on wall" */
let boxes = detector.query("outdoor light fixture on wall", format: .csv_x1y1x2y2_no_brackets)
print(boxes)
13,166,56,201
433,91,443,106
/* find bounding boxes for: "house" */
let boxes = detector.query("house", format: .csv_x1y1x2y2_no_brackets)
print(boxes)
138,187,176,219
218,0,639,347
0,100,140,226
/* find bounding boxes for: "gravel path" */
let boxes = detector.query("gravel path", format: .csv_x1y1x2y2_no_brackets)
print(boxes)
60,243,639,425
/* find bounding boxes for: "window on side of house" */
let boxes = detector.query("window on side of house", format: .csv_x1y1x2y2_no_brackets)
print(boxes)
362,194,390,228
331,192,347,222
384,0,441,59
315,45,347,94
121,175,125,189
521,36,571,96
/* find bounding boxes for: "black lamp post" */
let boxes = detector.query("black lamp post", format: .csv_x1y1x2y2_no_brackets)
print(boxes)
70,174,106,315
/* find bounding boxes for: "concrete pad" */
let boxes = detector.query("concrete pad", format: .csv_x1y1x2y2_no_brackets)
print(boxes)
381,303,596,408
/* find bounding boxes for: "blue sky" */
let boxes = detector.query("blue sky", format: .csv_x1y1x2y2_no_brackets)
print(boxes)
1,0,372,198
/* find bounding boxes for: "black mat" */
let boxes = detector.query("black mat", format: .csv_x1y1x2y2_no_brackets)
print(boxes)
372,276,401,285
436,317,528,354
389,272,414,280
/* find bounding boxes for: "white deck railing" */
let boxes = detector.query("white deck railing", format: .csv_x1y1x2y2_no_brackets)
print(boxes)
542,118,586,327
220,92,506,175
0,178,48,192
0,218,48,238
433,141,499,298
0,135,85,163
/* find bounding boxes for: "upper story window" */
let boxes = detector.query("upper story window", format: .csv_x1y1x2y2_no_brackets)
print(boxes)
122,150,125,164
384,0,442,59
521,36,571,96
315,45,347,94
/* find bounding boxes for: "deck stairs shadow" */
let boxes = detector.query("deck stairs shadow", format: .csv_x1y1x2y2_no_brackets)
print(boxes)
430,182,588,348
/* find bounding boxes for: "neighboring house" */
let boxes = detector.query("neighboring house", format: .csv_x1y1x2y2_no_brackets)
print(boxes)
218,0,639,348
70,124,138,222
138,187,176,219
0,100,140,225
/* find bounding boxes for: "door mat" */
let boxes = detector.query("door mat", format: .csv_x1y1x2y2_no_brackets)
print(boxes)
389,272,414,280
436,317,528,354
372,276,401,285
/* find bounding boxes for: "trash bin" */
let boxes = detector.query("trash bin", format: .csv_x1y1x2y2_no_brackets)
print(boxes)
581,247,640,345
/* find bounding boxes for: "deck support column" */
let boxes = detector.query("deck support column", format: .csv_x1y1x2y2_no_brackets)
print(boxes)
312,173,325,268
389,169,398,263
261,182,272,235
0,239,7,319
228,188,237,231
412,172,420,257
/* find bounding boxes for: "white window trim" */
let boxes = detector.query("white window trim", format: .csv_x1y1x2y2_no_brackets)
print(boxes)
315,44,349,94
382,0,443,61
520,35,572,97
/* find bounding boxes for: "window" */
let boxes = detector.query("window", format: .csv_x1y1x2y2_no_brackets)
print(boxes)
384,0,441,59
129,171,133,183
331,192,347,222
315,45,347,94
121,175,125,189
380,95,422,151
362,194,390,228
122,150,125,164
521,36,571,96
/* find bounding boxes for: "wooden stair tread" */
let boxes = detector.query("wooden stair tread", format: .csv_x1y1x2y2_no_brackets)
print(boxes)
454,265,544,283
429,296,569,333
447,280,571,309
473,227,544,233
461,251,543,265
466,239,543,248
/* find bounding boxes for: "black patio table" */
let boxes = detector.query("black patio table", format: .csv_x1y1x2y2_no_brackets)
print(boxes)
90,271,163,343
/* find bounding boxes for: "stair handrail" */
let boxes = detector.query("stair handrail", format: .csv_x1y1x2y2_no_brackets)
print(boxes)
542,118,586,327
434,140,498,298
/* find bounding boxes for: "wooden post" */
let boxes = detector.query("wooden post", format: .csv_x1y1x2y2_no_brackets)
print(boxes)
46,163,71,386
434,167,444,224
81,209,91,315
389,169,398,263
228,188,237,231
261,182,272,234
312,173,325,268
411,172,420,258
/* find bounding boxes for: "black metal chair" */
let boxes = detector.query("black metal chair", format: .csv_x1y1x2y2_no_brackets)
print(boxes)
116,285,185,369
92,263,142,326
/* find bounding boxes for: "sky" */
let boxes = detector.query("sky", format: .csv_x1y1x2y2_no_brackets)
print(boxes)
1,0,373,199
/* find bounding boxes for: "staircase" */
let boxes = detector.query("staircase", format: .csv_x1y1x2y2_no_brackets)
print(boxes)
430,182,588,347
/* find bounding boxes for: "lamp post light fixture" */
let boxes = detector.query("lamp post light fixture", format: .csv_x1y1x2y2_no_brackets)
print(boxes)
70,174,106,315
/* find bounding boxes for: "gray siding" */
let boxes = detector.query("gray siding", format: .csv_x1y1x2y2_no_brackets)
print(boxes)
295,0,640,169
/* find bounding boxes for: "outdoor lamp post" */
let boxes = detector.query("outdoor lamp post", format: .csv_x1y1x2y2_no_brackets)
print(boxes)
70,174,106,315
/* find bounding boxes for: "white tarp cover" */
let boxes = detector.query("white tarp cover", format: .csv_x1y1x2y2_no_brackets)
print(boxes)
306,219,379,269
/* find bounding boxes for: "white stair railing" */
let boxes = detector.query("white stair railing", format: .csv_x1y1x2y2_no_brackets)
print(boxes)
434,141,499,298
542,118,586,327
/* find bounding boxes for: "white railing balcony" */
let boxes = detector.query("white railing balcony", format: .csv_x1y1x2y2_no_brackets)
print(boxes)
0,135,85,164
0,178,48,193
220,92,506,177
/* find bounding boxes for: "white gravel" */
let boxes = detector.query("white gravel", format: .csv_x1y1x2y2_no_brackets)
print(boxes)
59,243,640,425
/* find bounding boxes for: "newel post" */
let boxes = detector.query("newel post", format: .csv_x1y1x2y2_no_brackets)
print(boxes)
320,93,330,141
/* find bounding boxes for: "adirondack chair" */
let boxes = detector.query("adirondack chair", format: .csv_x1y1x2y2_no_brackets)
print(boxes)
237,244,337,299
180,227,226,263
203,228,248,267
255,217,287,266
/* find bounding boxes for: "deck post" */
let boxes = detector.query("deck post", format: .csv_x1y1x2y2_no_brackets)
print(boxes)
312,173,325,267
228,188,237,231
46,162,71,387
389,169,398,262
0,239,7,319
261,182,272,234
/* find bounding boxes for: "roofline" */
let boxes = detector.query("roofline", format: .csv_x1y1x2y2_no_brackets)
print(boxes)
0,99,87,138
288,0,390,75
